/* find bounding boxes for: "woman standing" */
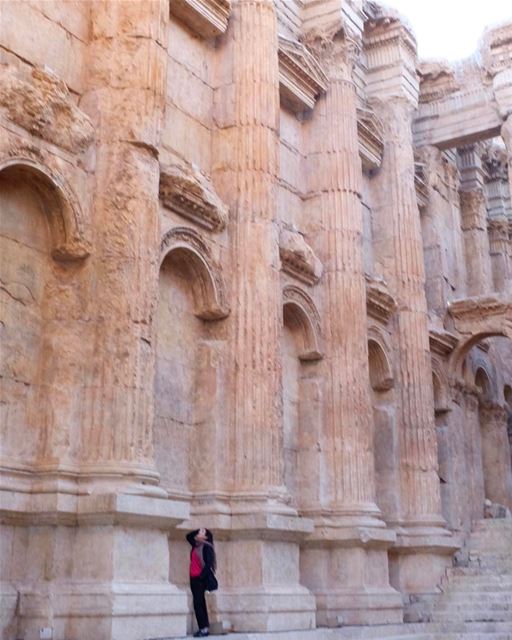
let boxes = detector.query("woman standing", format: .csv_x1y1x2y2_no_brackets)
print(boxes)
186,528,217,638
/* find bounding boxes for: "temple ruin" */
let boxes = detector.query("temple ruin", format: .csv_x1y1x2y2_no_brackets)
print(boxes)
0,0,511,638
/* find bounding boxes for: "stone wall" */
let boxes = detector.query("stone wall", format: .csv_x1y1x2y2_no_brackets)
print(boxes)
1,1,512,639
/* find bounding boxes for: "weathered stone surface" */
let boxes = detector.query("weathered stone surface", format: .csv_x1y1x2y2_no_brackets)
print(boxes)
1,1,512,639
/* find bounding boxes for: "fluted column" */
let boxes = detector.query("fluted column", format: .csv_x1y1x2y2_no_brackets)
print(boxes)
488,217,512,293
479,402,512,509
213,0,286,506
371,97,443,526
365,17,445,531
501,117,512,208
458,145,493,296
80,0,167,487
304,33,380,524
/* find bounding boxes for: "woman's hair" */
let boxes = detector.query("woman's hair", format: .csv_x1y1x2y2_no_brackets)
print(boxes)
204,529,216,570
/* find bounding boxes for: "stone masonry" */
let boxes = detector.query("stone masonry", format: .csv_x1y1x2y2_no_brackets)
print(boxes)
0,1,511,639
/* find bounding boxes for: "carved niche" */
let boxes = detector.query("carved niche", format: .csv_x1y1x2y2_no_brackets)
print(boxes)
160,163,228,233
357,106,384,172
279,228,323,286
278,35,328,113
170,0,230,38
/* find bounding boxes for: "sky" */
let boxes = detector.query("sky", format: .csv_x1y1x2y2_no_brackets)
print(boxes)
385,0,512,61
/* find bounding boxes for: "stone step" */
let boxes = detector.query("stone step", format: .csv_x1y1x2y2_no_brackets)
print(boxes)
437,593,512,605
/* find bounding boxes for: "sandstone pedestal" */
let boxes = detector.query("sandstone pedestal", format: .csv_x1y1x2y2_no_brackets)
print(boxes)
1,492,189,640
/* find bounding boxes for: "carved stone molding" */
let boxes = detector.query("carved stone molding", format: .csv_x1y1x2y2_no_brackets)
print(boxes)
160,226,229,319
482,143,509,182
278,35,328,112
460,189,487,231
170,0,230,38
480,21,512,77
417,61,460,104
160,163,228,232
365,275,397,324
0,155,91,261
488,216,510,247
357,106,384,171
0,65,94,153
282,285,323,361
449,296,510,324
429,329,459,357
279,229,323,286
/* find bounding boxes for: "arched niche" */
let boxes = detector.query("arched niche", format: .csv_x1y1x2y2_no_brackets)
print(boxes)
0,157,89,466
450,329,512,380
282,286,323,361
281,286,323,510
474,366,493,403
155,227,228,500
160,227,229,320
431,361,450,414
367,328,398,523
0,157,90,261
368,336,394,392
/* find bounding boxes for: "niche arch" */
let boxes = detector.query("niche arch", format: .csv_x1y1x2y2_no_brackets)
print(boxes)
0,156,90,260
160,226,229,320
367,329,394,391
282,285,323,361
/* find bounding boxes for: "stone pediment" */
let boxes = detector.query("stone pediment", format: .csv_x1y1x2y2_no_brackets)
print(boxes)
357,106,384,171
170,0,230,38
279,229,323,286
0,65,94,153
278,35,328,112
365,275,397,324
159,163,228,232
429,329,459,356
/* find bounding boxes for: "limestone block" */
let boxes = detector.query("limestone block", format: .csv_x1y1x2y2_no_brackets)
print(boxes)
0,1,86,93
0,65,94,153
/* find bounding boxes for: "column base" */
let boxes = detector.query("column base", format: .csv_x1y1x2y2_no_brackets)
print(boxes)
0,480,190,640
173,499,317,634
301,514,403,626
389,524,462,621
17,582,187,640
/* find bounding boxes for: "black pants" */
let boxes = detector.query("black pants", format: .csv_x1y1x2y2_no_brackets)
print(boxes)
190,577,209,630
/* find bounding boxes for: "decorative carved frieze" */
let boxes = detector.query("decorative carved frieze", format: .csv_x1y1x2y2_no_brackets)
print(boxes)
417,61,460,104
0,65,94,153
429,329,459,357
481,21,512,77
357,106,384,171
278,35,328,112
448,295,510,328
279,228,323,286
365,275,397,324
170,0,230,38
159,163,228,232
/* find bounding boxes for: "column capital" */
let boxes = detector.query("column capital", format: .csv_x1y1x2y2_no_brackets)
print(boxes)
302,23,361,82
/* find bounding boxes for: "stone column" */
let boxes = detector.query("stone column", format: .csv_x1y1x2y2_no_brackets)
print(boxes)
79,0,167,490
207,1,316,631
479,402,512,509
488,217,512,294
14,4,191,640
501,117,512,207
212,0,285,507
365,14,456,602
458,145,494,297
299,24,402,626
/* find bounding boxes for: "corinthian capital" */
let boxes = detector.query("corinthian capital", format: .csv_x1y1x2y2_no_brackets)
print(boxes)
302,21,361,82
